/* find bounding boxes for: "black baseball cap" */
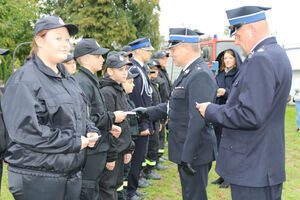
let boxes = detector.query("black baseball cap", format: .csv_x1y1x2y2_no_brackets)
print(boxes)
122,45,132,52
120,51,133,58
74,38,110,58
34,16,78,37
106,51,132,68
152,50,169,59
62,53,74,63
127,71,139,79
0,48,9,55
145,59,161,69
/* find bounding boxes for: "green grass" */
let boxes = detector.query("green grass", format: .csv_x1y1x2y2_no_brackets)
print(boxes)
1,106,299,199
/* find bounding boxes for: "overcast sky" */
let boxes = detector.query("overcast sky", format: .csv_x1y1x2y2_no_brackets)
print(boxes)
159,0,300,46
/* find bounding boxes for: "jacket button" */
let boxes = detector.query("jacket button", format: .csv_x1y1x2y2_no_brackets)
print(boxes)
230,146,233,149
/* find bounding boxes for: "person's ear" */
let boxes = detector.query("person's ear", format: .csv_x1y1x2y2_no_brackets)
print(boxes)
107,68,113,76
35,36,43,48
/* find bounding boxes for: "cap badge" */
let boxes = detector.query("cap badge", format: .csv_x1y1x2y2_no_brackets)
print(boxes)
119,55,125,61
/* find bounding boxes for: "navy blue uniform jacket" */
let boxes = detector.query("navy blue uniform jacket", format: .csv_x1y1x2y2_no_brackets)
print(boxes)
205,37,292,187
1,55,99,175
147,57,218,165
129,58,153,133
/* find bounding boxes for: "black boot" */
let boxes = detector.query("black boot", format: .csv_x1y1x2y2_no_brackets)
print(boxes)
219,181,230,188
211,177,224,185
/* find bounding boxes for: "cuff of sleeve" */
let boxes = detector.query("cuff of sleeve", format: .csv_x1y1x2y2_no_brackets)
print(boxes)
74,137,82,153
109,112,116,124
205,103,220,122
107,153,117,162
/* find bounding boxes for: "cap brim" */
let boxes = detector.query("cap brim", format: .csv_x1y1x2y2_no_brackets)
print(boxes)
108,60,132,69
91,47,110,55
0,48,10,55
141,46,155,51
167,40,182,49
34,23,79,37
229,23,245,37
127,72,139,79
63,54,74,63
64,24,79,36
121,52,133,58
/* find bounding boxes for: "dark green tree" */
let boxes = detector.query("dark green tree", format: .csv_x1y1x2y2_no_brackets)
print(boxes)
41,0,160,50
0,0,40,82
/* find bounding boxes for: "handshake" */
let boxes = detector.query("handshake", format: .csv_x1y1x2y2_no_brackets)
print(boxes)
132,107,149,122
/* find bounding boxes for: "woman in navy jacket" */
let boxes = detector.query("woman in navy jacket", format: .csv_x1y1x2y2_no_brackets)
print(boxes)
212,49,242,188
1,16,100,200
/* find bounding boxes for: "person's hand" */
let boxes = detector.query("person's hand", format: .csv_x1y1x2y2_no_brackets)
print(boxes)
140,129,151,136
106,161,116,171
114,111,127,123
80,136,89,150
109,125,122,138
217,88,226,97
132,107,149,121
124,153,132,164
196,102,211,118
159,124,162,132
86,132,99,148
181,161,196,176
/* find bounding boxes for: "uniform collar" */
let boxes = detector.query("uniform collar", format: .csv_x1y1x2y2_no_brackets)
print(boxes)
250,35,276,53
78,66,100,84
33,54,69,78
182,56,200,72
132,57,144,67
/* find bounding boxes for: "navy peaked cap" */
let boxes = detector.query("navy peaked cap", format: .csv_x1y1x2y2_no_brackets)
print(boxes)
168,28,200,48
34,16,78,37
226,6,271,36
128,37,154,51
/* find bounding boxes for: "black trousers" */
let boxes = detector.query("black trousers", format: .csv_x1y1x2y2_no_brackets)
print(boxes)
8,168,81,200
80,151,107,200
231,183,283,200
146,125,159,168
127,136,148,197
99,151,125,200
178,162,212,200
158,125,165,157
0,159,2,191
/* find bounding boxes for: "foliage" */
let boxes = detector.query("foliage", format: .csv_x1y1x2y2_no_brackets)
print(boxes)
40,0,161,50
0,0,40,83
